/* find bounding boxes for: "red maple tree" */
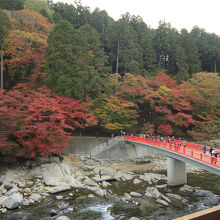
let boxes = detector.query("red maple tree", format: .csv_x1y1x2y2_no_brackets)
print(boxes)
0,74,86,158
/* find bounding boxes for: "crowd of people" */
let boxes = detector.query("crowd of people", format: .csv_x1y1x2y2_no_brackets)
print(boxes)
126,133,219,160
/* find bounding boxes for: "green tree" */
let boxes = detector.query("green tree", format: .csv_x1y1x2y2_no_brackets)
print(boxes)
43,21,107,101
52,1,92,29
0,10,11,89
24,0,54,22
106,19,142,75
0,0,25,10
121,13,158,75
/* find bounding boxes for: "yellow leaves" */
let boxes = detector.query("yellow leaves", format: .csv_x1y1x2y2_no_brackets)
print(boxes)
94,95,137,130
158,85,171,97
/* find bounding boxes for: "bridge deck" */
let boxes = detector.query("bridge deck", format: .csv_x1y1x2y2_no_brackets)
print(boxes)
124,136,220,169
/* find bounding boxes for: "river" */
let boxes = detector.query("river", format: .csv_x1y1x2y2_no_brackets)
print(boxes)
2,170,220,220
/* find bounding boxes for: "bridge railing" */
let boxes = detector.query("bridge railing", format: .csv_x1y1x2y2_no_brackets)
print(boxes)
124,135,220,168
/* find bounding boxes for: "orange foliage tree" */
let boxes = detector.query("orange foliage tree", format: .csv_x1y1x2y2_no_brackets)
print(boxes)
3,9,53,89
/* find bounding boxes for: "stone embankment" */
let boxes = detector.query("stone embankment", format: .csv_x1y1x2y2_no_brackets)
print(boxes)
0,153,204,219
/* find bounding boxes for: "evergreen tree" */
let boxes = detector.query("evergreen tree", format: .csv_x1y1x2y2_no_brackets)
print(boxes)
106,19,142,75
0,0,25,10
43,21,107,101
0,10,11,89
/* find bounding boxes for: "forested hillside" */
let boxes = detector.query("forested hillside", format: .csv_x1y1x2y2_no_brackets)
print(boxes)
0,0,220,159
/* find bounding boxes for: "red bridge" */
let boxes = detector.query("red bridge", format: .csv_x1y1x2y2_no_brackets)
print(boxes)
124,135,220,185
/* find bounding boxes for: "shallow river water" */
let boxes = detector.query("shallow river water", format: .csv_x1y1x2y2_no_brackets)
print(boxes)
1,171,220,220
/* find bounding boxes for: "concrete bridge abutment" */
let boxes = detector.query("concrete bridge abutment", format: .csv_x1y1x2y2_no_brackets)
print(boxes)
167,157,187,186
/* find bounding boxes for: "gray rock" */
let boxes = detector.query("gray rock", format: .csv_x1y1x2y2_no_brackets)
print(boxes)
26,181,33,186
166,193,183,200
179,185,195,192
0,208,7,213
102,181,111,187
6,186,19,196
88,186,105,197
156,199,169,206
88,194,95,198
0,170,26,185
80,156,85,161
29,193,41,202
155,184,167,190
135,159,150,164
0,196,7,206
123,173,134,181
46,185,71,194
60,176,84,188
80,165,94,171
4,193,23,209
58,201,69,210
161,195,171,203
0,184,7,195
139,173,166,184
56,216,71,220
84,178,98,187
133,178,142,184
124,193,132,201
145,187,161,199
56,196,63,200
182,198,188,204
92,175,116,183
129,192,142,197
42,163,73,186
129,217,140,220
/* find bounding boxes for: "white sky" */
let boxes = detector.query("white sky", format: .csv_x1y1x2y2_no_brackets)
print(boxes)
54,0,220,36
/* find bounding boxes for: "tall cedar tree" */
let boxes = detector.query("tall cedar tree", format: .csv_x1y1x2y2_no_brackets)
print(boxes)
0,10,11,89
44,20,108,101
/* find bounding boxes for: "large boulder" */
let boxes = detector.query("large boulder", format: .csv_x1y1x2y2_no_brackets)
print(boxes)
130,192,143,197
124,193,132,202
0,196,7,206
56,216,71,220
139,173,166,184
42,163,73,186
6,186,19,196
145,187,162,199
156,199,169,206
46,185,71,194
0,170,26,185
84,178,98,187
133,178,142,184
166,193,183,200
29,193,41,202
179,185,195,193
0,184,7,195
60,176,84,188
3,193,23,209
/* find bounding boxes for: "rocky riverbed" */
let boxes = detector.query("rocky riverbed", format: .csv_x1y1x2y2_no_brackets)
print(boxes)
0,153,219,220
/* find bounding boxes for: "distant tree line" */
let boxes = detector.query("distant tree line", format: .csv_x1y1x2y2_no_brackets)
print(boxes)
1,0,220,82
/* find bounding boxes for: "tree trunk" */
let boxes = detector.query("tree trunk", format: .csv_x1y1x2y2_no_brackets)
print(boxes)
116,40,120,73
1,43,3,90
214,59,217,73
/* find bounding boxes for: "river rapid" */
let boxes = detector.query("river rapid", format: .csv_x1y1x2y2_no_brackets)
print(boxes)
1,170,220,220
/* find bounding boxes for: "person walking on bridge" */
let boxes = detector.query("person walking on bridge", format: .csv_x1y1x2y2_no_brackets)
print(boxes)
203,145,207,154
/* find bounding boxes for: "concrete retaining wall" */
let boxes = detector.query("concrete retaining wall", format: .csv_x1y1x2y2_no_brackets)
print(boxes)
91,141,155,160
65,136,109,154
65,137,155,160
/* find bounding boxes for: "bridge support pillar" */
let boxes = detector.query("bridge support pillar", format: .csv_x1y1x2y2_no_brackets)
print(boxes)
167,157,187,186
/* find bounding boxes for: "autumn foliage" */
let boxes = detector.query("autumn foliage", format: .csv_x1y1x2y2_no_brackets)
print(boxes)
3,9,53,89
0,74,86,158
